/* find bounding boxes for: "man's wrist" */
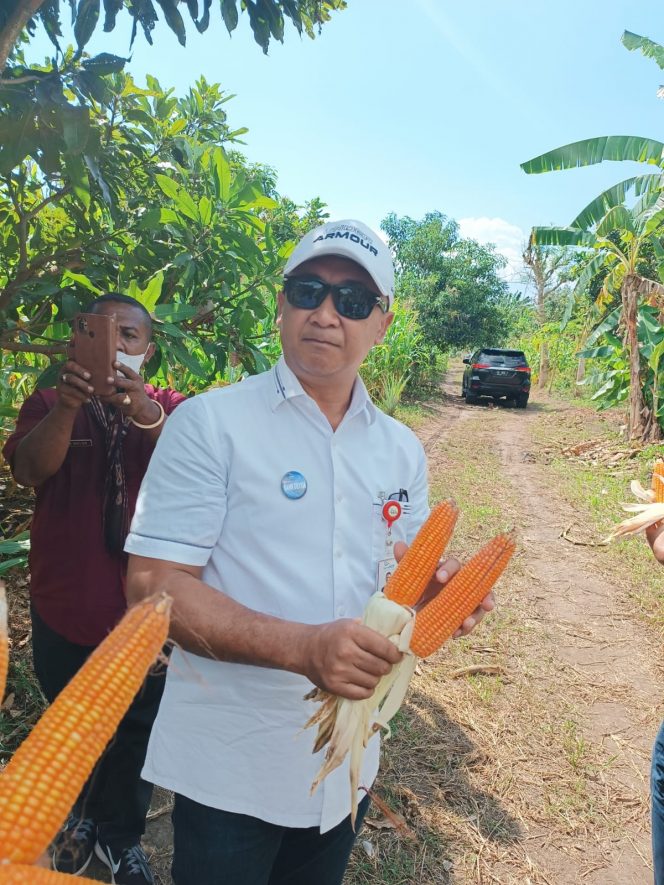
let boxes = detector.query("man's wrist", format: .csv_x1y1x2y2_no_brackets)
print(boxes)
133,398,162,426
283,623,316,678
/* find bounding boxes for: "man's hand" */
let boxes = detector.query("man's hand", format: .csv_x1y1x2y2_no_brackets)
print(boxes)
646,521,664,564
56,360,94,411
393,540,495,639
98,360,161,425
302,619,403,700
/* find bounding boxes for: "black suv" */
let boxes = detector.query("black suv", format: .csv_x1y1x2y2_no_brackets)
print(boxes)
461,348,531,408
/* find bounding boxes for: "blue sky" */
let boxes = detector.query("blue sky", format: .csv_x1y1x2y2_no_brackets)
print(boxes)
25,0,664,282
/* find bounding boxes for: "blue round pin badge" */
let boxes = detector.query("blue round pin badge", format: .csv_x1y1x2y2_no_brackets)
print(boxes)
281,470,307,500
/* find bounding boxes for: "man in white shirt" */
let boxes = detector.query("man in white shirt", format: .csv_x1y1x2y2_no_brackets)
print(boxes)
126,219,493,885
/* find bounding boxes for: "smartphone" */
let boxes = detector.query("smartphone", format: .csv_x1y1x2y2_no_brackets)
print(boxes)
72,313,116,397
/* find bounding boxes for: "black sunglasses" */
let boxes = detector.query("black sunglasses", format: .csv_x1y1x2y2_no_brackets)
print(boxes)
283,276,388,321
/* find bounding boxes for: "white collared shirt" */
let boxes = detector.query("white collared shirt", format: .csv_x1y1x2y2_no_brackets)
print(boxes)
125,357,429,832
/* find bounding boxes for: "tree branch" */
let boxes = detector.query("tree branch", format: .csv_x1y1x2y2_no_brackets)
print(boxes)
24,184,72,222
0,245,83,313
0,339,66,355
0,0,48,74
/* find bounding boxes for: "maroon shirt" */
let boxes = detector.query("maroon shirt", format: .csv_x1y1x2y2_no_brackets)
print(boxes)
2,386,186,645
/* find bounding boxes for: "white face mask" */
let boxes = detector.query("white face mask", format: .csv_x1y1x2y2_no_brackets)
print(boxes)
116,350,148,376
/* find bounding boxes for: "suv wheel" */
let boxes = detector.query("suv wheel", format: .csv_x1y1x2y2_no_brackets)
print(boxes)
466,393,479,405
515,393,529,409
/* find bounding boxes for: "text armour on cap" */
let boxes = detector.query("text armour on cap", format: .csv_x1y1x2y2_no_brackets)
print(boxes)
283,220,395,306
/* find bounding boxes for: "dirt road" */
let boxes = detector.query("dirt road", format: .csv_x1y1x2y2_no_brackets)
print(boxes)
384,363,661,884
90,365,662,884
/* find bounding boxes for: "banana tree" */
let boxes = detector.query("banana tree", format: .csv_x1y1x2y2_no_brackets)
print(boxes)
521,30,664,198
522,31,664,439
531,193,664,440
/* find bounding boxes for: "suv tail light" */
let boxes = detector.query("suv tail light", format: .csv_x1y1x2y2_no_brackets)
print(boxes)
472,363,491,369
516,366,531,373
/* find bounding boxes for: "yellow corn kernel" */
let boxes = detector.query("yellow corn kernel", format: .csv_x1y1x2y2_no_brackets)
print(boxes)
383,500,459,607
0,594,171,865
652,460,664,503
410,534,515,659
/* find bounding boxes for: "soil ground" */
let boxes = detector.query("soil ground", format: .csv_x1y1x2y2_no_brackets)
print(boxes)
3,361,663,883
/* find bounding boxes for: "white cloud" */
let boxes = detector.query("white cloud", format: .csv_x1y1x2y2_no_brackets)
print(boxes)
458,216,526,283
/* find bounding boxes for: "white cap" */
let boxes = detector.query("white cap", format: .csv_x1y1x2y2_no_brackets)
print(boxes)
283,219,395,306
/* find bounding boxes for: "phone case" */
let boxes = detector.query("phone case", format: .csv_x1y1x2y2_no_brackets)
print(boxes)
72,312,116,397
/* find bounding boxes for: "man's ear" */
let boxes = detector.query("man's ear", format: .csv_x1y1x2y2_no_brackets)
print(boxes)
276,291,285,327
145,342,156,363
373,311,394,345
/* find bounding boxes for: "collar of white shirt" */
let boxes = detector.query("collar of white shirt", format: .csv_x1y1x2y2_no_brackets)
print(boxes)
271,355,377,425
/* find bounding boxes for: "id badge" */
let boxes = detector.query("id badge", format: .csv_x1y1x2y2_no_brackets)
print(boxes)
376,555,397,593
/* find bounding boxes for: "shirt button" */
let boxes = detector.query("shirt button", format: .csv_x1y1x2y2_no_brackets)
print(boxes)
336,493,343,503
336,606,346,617
335,548,342,559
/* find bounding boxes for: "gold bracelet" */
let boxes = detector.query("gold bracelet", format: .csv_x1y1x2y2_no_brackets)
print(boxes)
129,400,165,430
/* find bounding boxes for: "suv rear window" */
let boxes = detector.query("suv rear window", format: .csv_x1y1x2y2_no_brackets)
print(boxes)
477,349,528,368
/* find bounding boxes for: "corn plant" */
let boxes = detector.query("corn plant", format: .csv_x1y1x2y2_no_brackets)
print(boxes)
361,301,432,402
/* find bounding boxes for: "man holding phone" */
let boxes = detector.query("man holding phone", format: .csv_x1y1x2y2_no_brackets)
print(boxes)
2,293,186,884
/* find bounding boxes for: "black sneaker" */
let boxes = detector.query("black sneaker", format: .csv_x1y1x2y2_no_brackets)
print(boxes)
94,841,155,885
52,814,97,875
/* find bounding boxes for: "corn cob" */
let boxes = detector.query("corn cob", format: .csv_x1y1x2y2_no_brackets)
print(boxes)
0,865,98,883
410,534,514,659
607,459,664,540
653,460,664,503
0,583,7,704
0,594,171,866
383,500,459,607
306,515,515,827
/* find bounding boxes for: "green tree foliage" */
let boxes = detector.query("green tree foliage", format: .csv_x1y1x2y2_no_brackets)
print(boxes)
0,0,347,71
0,57,326,395
381,211,513,352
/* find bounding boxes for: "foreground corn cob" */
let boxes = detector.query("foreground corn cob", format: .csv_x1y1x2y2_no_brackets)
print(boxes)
0,583,7,704
0,594,171,867
606,459,664,540
305,508,514,827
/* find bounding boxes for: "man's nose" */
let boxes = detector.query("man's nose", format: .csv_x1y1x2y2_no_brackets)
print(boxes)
310,293,340,323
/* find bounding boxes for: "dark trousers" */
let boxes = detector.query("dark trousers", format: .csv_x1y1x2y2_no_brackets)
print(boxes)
31,606,166,847
653,720,664,884
171,793,370,885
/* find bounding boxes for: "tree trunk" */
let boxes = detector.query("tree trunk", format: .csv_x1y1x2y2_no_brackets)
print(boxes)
0,0,47,73
622,274,646,440
538,340,550,389
647,411,663,441
626,274,664,440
